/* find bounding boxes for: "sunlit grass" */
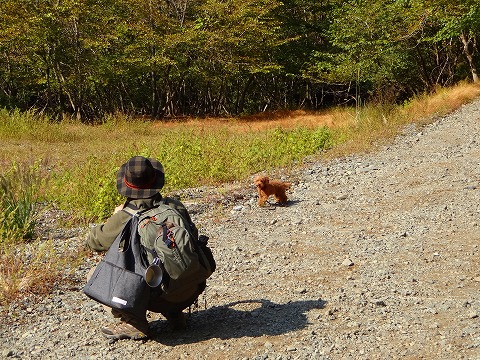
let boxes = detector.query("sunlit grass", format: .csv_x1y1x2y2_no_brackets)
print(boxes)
49,124,333,221
402,82,480,122
324,82,480,158
0,108,81,143
0,161,47,243
0,238,85,305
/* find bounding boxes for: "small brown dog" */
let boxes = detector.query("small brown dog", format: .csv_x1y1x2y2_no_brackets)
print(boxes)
254,175,291,206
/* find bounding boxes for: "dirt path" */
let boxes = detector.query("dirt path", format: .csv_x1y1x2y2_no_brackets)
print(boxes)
2,99,480,359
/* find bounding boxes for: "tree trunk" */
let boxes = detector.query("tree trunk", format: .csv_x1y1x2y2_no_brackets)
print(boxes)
236,75,255,115
460,32,479,83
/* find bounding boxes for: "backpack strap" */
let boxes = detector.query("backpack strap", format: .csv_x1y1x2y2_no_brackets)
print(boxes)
122,203,162,267
122,202,141,216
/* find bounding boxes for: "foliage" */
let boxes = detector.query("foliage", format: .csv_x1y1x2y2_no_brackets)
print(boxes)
0,0,478,119
305,0,480,102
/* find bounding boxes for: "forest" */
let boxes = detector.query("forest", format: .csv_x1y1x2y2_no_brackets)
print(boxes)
1,0,479,120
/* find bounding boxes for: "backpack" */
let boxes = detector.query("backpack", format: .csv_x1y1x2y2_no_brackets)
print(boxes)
123,199,215,303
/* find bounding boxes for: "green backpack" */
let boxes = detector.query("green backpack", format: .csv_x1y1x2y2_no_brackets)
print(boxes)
124,199,215,302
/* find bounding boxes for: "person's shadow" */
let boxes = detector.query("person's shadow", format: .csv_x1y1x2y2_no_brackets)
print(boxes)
149,298,327,345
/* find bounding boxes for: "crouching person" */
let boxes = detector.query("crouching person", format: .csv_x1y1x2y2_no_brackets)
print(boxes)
85,156,215,340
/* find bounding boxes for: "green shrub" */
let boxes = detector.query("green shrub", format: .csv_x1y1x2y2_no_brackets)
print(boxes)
0,161,46,244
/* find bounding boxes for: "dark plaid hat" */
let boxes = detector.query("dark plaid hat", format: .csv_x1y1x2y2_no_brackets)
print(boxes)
116,156,165,199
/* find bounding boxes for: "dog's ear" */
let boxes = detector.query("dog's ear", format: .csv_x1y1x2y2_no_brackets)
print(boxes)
263,177,269,184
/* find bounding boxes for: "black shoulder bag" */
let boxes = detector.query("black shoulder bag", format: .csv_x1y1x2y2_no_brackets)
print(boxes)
83,212,150,319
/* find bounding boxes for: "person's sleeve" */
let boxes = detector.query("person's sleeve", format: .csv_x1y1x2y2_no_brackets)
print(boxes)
86,210,130,252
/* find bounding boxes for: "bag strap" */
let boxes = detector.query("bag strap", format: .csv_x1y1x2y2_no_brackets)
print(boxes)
122,200,166,217
122,202,140,216
124,202,173,259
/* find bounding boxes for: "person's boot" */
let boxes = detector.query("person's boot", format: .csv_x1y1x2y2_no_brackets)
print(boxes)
101,317,150,340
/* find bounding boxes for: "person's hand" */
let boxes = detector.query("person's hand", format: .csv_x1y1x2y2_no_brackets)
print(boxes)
113,204,124,214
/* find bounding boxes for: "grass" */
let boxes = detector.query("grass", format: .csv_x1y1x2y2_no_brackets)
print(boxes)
0,81,479,304
0,161,47,243
9,113,334,222
0,160,83,305
0,238,85,305
324,82,480,158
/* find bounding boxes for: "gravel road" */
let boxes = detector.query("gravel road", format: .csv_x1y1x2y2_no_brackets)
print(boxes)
1,99,480,360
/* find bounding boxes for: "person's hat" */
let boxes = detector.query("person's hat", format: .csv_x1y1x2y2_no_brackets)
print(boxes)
116,156,165,199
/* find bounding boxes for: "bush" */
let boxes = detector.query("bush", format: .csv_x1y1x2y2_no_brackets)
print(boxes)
0,161,46,244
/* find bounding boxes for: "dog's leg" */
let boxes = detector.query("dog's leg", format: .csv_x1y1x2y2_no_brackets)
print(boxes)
275,194,288,204
258,191,269,206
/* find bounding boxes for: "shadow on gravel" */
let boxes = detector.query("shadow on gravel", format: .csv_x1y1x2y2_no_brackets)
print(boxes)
260,199,301,209
150,298,326,345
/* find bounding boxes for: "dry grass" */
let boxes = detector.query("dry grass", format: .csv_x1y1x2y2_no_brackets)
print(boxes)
2,82,479,175
324,82,480,159
404,83,480,122
153,82,480,159
154,110,344,133
0,238,85,305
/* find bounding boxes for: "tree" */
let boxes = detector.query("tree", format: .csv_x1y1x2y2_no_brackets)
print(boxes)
429,1,480,83
304,0,480,104
0,0,478,119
